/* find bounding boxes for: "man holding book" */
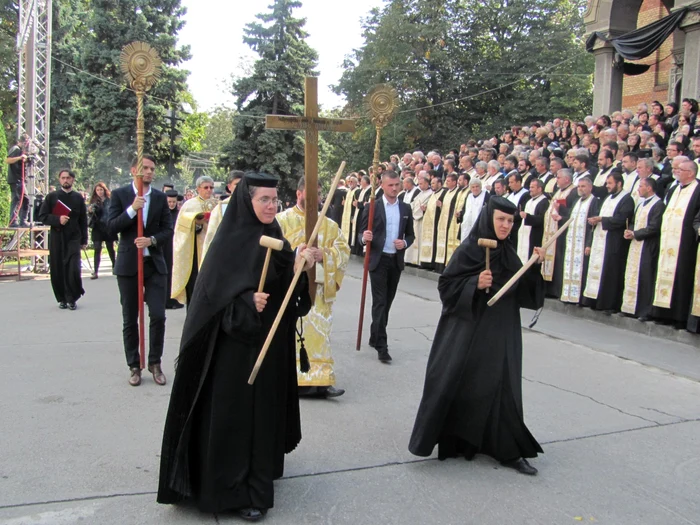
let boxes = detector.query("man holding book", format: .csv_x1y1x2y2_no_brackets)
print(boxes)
38,169,88,310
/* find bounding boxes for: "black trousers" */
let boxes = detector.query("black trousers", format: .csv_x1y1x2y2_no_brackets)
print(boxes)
116,258,167,369
92,227,115,274
9,181,28,224
369,254,402,351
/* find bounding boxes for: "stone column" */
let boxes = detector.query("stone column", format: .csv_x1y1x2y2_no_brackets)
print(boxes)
680,21,700,100
592,44,623,116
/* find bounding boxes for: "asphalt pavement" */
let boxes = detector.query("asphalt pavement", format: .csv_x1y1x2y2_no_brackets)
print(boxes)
0,257,698,525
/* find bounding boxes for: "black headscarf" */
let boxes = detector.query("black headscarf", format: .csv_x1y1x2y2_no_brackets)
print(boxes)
438,196,521,312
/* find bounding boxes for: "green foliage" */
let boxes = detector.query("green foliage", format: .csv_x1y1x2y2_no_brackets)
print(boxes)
0,109,9,225
48,0,192,189
219,0,319,202
332,0,593,164
0,1,17,127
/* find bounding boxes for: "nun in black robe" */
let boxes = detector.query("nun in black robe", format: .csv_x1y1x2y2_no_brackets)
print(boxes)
157,173,312,518
409,196,544,475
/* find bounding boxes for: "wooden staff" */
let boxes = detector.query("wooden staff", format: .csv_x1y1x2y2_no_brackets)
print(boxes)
477,238,497,293
487,215,575,307
248,162,346,385
258,235,284,292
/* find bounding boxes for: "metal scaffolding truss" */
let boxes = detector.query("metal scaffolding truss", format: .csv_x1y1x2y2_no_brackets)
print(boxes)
17,0,52,202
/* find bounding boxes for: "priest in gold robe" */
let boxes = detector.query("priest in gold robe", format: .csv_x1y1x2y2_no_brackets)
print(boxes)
408,172,433,266
201,171,244,259
171,176,217,306
419,177,446,270
445,174,470,265
277,176,350,398
340,174,359,252
434,173,460,272
541,169,579,298
653,160,700,330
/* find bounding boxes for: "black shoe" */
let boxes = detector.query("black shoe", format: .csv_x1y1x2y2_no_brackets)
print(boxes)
90,273,98,280
166,301,184,310
237,507,266,521
501,458,538,476
322,386,345,398
378,350,392,363
58,302,68,309
368,340,376,348
674,321,687,330
19,221,29,228
67,302,77,310
638,316,652,323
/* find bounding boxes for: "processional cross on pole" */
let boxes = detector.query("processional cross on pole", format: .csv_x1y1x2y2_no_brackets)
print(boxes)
265,76,355,296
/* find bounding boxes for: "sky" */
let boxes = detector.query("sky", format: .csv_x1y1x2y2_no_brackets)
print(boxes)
177,0,385,112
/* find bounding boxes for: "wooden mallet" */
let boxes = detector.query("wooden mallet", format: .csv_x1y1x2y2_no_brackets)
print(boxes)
258,236,285,292
478,238,498,293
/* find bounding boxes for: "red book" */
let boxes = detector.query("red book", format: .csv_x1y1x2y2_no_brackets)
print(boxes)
52,200,72,217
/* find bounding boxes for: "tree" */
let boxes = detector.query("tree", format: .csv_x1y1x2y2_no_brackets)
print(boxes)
219,0,318,201
332,0,593,163
49,0,191,188
0,1,17,126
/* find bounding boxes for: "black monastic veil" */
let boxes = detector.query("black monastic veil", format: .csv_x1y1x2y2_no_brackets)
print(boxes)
409,196,544,463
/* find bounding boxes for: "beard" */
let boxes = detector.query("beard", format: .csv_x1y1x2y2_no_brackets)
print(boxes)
61,183,72,190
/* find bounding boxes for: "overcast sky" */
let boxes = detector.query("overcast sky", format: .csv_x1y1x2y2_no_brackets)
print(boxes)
177,0,384,112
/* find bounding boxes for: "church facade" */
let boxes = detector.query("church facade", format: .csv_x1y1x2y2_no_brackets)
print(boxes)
585,0,699,114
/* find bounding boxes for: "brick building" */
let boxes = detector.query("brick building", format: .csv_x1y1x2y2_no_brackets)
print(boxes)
584,0,699,116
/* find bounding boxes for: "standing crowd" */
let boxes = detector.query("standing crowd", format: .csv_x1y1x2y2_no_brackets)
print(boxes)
335,98,700,334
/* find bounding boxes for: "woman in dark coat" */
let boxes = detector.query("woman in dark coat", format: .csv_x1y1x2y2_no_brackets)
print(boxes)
409,197,545,475
87,182,115,279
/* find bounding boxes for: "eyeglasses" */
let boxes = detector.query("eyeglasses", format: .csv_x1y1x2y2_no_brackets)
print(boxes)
254,197,280,207
200,185,214,190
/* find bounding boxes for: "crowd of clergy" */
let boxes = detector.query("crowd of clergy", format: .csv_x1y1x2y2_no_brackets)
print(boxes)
333,99,700,333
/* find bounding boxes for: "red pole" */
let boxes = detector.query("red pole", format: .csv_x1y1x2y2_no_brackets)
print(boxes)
356,124,382,351
355,195,376,351
137,172,145,370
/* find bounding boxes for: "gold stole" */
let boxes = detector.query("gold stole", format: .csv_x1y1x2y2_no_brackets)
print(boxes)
594,166,613,187
352,187,370,242
541,185,575,280
692,244,700,316
654,180,699,308
560,197,594,302
435,188,458,265
276,206,349,303
621,196,660,313
420,190,442,263
517,194,546,264
201,196,230,261
584,191,628,300
623,171,638,194
171,196,211,303
544,176,557,195
341,188,357,247
408,189,432,266
446,188,469,264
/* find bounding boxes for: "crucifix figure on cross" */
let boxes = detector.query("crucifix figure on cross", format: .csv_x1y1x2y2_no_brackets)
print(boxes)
265,76,355,295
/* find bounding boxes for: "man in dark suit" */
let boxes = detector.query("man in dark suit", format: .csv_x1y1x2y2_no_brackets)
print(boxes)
108,154,174,387
359,170,415,363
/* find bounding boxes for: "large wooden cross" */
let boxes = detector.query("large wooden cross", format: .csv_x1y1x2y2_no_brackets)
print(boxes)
266,76,355,294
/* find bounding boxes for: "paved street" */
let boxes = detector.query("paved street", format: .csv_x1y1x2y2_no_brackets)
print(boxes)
1,258,699,525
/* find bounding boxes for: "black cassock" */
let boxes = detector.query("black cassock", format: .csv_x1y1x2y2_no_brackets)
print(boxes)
158,176,311,513
653,183,700,328
351,187,371,256
546,186,579,298
582,191,635,311
38,190,87,303
628,198,664,318
521,195,550,258
409,197,544,463
329,187,347,225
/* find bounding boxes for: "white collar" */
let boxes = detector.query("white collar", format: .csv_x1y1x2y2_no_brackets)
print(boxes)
132,182,152,197
382,195,399,207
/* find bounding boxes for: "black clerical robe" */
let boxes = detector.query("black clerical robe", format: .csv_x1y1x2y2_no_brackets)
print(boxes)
38,190,88,303
164,207,179,306
329,187,347,225
621,197,664,318
652,182,700,326
351,187,372,256
582,191,635,312
158,177,312,514
409,236,544,462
